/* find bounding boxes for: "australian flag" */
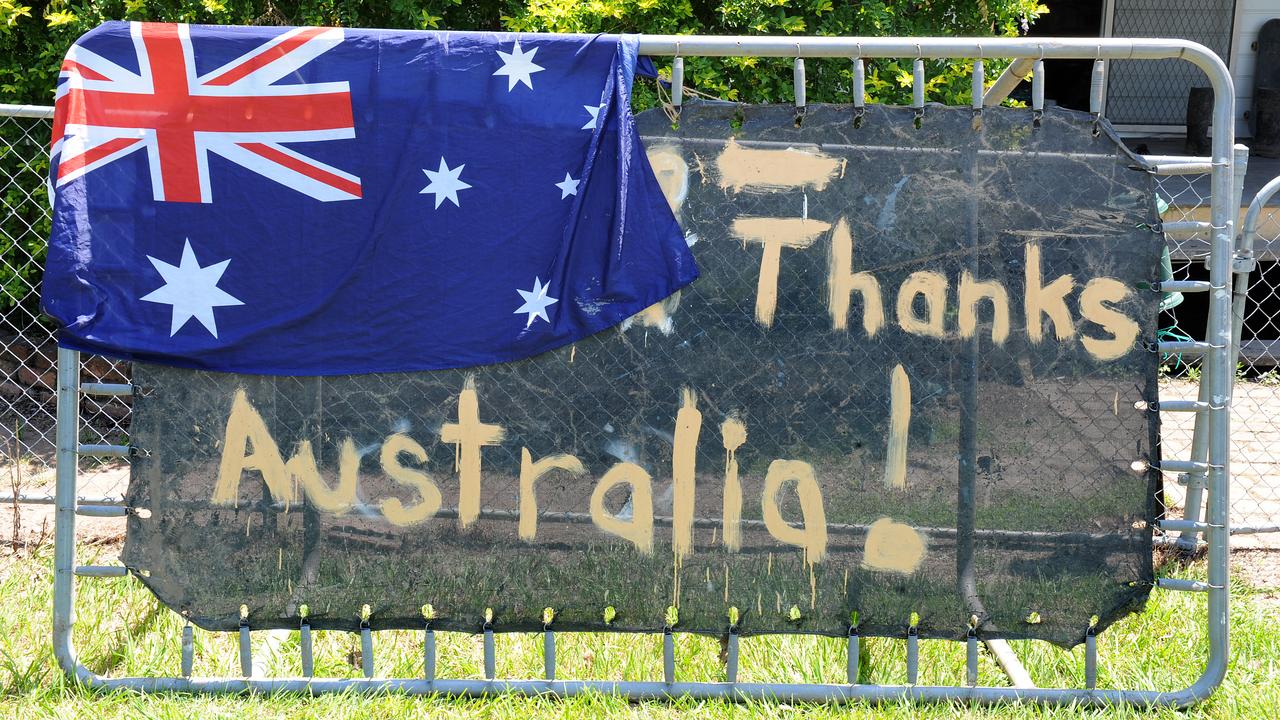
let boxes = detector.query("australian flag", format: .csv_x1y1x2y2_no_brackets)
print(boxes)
42,22,697,375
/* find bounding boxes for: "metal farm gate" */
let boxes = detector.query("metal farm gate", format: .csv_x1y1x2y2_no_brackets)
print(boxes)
0,32,1266,707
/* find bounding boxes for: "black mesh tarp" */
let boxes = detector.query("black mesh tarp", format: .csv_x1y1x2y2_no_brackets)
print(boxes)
122,104,1162,647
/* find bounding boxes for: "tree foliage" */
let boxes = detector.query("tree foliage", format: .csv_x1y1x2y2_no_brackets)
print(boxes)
1,0,1046,107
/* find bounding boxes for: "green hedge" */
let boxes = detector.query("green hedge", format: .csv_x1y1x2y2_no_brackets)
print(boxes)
0,0,1044,314
1,0,1047,107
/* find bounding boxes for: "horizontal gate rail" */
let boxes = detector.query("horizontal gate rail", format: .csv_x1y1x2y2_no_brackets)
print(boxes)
0,102,53,118
25,33,1235,709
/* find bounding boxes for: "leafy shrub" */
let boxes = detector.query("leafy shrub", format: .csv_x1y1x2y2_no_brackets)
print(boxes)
510,0,1047,108
1,0,1048,116
0,117,50,318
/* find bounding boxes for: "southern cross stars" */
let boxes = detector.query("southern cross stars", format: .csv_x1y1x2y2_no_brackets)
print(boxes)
582,103,603,130
493,40,544,91
140,239,243,338
421,158,471,208
514,277,558,328
555,172,580,199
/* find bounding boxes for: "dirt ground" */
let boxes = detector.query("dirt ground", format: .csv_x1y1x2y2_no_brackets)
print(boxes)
0,462,128,555
1232,550,1280,605
1160,379,1280,552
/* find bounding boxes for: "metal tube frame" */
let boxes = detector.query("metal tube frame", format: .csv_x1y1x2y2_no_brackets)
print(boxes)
48,34,1234,707
1174,144,1249,550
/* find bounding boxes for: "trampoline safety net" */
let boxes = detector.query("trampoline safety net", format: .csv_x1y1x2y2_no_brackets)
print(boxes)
122,103,1162,647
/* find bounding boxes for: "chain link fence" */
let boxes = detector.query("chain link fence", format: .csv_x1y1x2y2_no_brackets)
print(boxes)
1104,0,1237,127
1156,162,1280,545
2,103,1278,544
0,107,130,508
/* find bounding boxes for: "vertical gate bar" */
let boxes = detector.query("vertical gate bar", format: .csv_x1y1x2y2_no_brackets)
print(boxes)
956,101,993,682
51,348,80,680
1178,146,1249,549
423,626,436,683
1173,422,1209,546
1225,144,1252,414
1085,630,1097,689
483,627,495,680
1230,145,1250,227
1203,43,1235,698
966,632,979,687
238,624,252,677
300,623,313,677
663,630,675,685
360,624,374,678
846,629,860,684
906,628,919,685
181,625,193,678
725,632,739,684
543,630,556,681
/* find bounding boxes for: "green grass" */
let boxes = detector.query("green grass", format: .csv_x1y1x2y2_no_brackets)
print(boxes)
0,546,1277,718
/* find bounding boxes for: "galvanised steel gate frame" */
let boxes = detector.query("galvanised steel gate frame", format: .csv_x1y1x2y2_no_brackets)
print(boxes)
49,34,1237,707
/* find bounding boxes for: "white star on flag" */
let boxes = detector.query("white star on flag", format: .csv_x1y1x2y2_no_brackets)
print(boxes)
139,239,243,338
582,103,603,130
420,158,472,208
493,40,545,91
555,172,580,199
514,277,558,328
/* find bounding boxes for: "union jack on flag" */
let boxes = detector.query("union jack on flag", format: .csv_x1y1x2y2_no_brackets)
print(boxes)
52,22,360,203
